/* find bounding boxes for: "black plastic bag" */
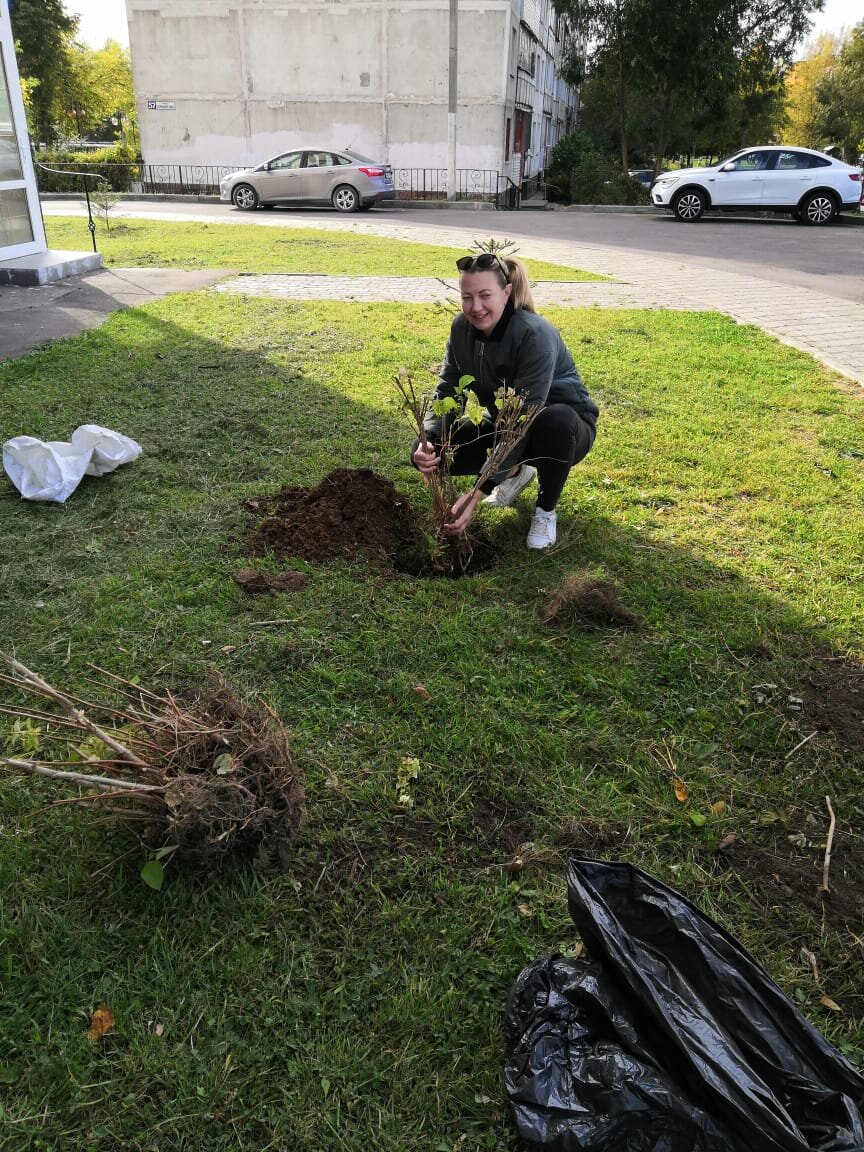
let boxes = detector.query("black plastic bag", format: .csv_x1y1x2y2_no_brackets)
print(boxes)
504,859,864,1151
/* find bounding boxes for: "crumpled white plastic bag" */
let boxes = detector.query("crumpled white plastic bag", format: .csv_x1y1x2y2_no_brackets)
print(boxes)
2,424,142,503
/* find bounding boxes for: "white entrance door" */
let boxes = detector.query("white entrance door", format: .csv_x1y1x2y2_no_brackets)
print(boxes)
0,39,45,259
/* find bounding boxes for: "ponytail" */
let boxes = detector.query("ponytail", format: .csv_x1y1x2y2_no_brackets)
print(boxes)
503,256,535,312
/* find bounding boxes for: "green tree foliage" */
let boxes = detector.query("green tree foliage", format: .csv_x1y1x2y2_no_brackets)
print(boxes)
814,22,864,161
9,0,77,146
58,40,137,144
559,0,819,172
783,33,841,149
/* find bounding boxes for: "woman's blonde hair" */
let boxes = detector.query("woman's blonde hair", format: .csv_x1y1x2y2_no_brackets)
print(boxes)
502,256,535,312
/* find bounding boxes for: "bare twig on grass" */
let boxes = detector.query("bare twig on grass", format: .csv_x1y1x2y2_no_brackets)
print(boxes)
821,795,837,894
785,730,818,760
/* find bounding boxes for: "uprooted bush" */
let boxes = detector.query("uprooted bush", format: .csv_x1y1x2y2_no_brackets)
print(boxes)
0,653,305,870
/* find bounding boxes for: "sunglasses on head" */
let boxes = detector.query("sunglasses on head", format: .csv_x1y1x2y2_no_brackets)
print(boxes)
455,253,509,280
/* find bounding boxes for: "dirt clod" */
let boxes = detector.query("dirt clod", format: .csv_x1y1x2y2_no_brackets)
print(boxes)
545,570,639,628
233,568,310,595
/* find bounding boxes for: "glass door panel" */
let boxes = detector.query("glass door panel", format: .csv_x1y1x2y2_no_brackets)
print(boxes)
0,39,40,256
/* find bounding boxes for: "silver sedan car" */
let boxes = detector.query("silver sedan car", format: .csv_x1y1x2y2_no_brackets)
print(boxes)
220,148,394,212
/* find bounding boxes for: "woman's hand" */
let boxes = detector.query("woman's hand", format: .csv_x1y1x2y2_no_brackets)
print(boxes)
444,489,484,535
413,442,441,483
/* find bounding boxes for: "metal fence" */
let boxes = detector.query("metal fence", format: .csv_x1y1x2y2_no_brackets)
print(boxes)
36,160,525,207
391,168,503,202
136,164,243,195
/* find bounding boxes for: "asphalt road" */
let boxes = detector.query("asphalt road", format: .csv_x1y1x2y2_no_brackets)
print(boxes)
43,197,864,304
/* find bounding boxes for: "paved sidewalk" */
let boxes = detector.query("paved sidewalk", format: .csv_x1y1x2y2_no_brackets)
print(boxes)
0,267,229,360
30,204,864,384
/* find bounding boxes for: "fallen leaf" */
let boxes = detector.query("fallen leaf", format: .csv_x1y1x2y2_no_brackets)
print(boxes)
154,1023,165,1037
717,833,738,851
412,684,431,700
820,995,843,1012
141,859,164,891
214,753,235,775
673,777,688,803
689,812,708,827
710,800,727,816
517,903,534,918
87,1006,115,1043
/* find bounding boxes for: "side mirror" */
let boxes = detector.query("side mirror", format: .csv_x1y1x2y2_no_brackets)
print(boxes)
719,162,735,172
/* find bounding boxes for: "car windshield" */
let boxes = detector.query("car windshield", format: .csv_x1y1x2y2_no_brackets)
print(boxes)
715,150,750,167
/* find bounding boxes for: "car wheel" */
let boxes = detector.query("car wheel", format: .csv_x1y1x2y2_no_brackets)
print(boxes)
798,191,837,226
332,185,360,212
672,188,707,222
232,183,259,211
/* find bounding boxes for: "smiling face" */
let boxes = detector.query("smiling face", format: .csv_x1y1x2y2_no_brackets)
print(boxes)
459,270,512,334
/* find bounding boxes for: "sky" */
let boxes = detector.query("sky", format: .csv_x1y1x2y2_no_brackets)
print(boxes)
63,0,861,51
64,0,130,49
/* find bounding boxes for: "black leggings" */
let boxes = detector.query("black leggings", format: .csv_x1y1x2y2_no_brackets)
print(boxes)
445,404,594,512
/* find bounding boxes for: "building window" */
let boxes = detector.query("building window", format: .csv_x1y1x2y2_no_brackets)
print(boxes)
505,117,511,161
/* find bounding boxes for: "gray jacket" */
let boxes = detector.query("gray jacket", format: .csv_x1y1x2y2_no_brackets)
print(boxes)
426,304,599,440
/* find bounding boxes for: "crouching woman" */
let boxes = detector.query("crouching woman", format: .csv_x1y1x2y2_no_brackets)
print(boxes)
411,253,599,550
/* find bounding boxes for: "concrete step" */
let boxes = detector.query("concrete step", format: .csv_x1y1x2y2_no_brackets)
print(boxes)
0,249,103,286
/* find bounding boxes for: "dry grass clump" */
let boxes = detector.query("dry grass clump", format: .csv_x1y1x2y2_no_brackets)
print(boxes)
0,653,304,870
544,569,639,628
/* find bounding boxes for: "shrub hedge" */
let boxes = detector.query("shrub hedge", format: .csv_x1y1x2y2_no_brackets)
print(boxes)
34,145,139,193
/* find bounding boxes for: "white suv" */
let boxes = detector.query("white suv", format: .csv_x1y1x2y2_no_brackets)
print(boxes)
652,146,862,225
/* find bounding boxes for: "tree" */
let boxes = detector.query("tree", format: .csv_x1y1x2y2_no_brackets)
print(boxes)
814,22,864,161
784,33,841,148
9,0,78,146
560,0,823,171
55,40,137,143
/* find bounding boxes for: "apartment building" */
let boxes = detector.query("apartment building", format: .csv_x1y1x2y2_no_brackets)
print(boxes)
126,0,579,184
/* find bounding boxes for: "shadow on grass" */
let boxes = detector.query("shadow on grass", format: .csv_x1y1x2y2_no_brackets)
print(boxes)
1,292,862,1150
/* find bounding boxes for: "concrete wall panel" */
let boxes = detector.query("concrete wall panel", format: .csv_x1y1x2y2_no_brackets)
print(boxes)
130,10,243,94
247,9,384,97
387,101,501,170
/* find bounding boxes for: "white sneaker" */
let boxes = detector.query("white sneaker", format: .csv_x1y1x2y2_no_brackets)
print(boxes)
526,508,557,550
482,464,537,508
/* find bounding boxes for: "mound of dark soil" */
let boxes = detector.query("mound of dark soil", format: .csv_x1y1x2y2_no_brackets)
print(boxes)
245,468,493,575
246,468,424,570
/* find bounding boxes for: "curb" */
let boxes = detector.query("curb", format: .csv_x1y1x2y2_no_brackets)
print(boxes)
40,192,864,222
39,192,498,211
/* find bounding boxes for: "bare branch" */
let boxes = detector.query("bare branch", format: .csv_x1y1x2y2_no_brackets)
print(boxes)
821,795,837,894
0,650,149,767
0,755,159,792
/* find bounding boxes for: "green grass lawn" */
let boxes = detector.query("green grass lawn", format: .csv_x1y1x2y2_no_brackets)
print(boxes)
44,215,606,280
1,278,863,1149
